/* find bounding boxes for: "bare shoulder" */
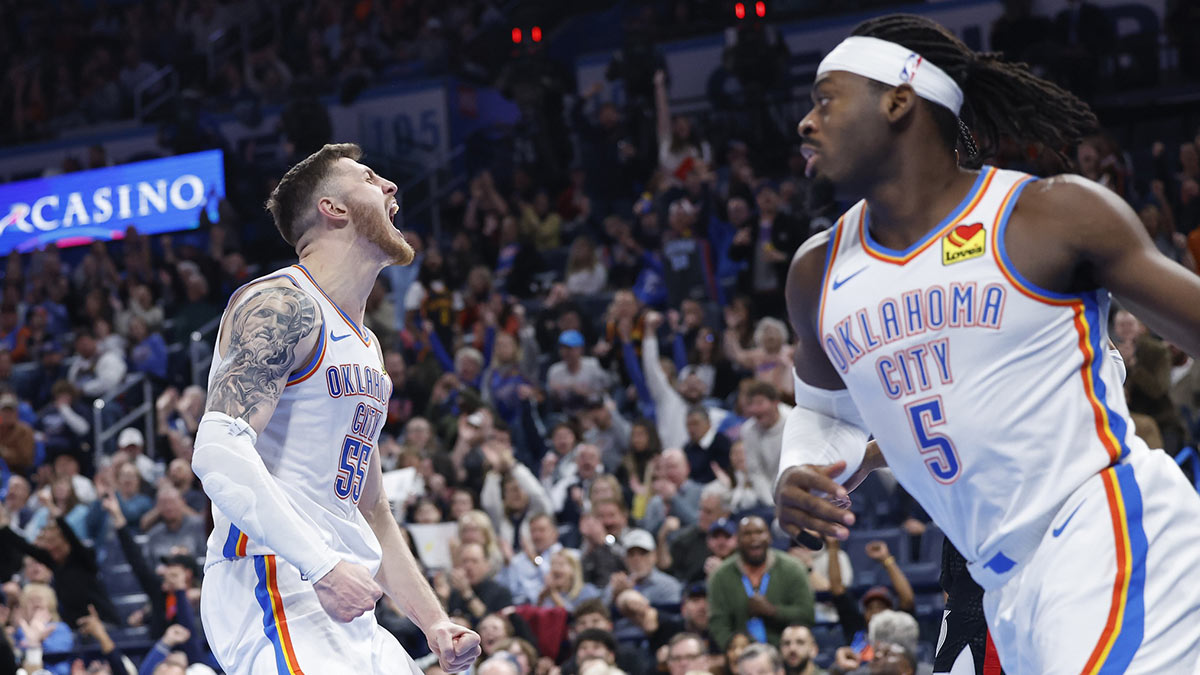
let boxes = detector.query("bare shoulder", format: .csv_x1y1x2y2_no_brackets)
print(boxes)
1015,175,1141,237
785,228,835,333
208,283,322,427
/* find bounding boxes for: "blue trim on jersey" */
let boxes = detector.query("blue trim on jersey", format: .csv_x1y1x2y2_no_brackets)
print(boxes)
222,525,242,558
993,177,1083,302
1099,463,1148,673
1082,292,1132,460
861,166,991,258
287,321,326,384
294,264,370,345
253,555,290,674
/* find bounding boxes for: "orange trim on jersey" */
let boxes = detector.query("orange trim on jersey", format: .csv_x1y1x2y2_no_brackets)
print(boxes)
859,167,996,265
286,326,327,387
291,264,371,347
990,191,1124,464
815,216,846,338
265,555,306,675
236,532,249,557
1081,470,1133,674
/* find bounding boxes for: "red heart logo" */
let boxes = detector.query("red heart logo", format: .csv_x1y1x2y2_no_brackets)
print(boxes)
954,223,983,241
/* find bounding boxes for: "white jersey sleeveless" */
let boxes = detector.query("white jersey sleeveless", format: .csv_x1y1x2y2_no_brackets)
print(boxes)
817,166,1149,589
203,264,392,576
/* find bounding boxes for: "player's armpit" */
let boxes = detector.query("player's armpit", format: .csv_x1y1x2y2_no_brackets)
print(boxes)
207,286,321,434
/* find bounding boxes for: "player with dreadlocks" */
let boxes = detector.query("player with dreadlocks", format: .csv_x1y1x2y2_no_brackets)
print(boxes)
774,13,1200,674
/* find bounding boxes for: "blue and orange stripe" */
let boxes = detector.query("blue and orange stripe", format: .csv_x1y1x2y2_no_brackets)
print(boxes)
860,167,996,265
815,216,846,337
222,524,250,558
286,323,327,386
254,555,306,675
990,175,1130,464
1081,463,1147,673
292,264,371,347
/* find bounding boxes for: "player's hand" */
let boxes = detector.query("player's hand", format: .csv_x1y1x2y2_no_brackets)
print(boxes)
313,561,383,623
426,619,482,673
775,462,856,541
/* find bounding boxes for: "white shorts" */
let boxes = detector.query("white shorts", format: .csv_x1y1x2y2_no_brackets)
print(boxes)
201,554,422,675
983,449,1200,674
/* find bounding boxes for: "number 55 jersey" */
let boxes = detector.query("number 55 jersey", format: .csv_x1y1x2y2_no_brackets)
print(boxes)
816,166,1148,590
203,264,391,577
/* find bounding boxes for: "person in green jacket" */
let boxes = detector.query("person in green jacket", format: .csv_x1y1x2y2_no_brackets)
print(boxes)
708,515,815,649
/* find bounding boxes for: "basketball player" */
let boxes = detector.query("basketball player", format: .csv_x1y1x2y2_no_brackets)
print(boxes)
191,144,481,674
773,14,1200,673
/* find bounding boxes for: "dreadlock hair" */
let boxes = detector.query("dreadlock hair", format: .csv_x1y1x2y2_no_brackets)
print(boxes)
852,14,1098,165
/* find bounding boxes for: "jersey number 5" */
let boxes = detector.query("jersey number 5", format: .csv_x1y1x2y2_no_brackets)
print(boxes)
335,436,372,503
905,396,962,484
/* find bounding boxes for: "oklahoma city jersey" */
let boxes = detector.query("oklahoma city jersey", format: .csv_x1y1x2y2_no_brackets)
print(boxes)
203,264,392,576
817,166,1149,590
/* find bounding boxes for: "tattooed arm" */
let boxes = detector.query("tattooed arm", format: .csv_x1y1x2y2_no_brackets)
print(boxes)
192,283,383,622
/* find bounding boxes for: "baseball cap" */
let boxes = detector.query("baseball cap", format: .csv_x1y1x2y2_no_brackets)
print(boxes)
0,393,18,409
708,517,736,537
622,529,656,553
685,581,707,599
861,585,896,609
558,330,585,349
118,427,145,448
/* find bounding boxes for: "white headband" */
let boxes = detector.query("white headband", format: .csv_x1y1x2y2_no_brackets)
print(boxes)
817,36,964,115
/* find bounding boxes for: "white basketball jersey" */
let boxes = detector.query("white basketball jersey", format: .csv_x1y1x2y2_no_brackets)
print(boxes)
203,264,392,575
817,166,1148,589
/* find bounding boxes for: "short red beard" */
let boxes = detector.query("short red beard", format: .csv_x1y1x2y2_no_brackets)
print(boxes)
349,200,415,266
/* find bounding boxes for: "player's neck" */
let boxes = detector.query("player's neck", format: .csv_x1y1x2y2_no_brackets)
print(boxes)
297,248,384,324
862,150,972,251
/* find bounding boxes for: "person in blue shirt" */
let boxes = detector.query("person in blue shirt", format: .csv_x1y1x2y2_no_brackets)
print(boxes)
11,582,76,675
127,315,168,381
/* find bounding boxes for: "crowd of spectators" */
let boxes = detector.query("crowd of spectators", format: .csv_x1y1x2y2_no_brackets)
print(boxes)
0,0,1199,674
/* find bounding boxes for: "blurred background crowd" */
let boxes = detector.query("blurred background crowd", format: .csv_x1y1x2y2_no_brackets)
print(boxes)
1,0,1200,673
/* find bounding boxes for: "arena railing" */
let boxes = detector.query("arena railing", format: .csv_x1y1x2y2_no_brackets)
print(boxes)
92,374,155,468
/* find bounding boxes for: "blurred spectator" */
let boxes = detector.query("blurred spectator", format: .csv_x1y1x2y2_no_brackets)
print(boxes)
0,391,36,475
67,329,128,400
4,475,34,538
681,406,732,485
579,502,627,587
567,599,646,675
565,237,608,296
548,330,612,413
582,396,632,475
113,461,155,527
128,315,169,381
167,457,207,513
1113,309,1185,453
442,542,514,622
0,505,120,624
665,633,710,675
481,438,553,552
730,185,805,317
11,583,75,675
654,71,712,182
708,516,814,649
35,381,91,462
741,382,792,506
825,538,915,663
605,528,682,605
142,485,206,560
830,610,927,675
779,625,824,675
641,448,702,535
736,643,785,675
118,427,164,485
657,482,732,584
535,548,602,612
52,452,96,504
639,312,730,450
500,512,562,604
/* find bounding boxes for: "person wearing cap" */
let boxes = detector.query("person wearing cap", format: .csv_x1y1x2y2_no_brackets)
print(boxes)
0,391,35,475
701,516,740,579
547,329,612,413
117,426,164,485
708,516,814,650
605,528,682,606
657,482,732,584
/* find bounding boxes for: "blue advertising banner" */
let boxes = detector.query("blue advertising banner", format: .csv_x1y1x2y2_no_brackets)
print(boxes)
0,149,224,254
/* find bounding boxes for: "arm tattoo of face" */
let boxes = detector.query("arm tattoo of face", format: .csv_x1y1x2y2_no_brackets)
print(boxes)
208,287,317,421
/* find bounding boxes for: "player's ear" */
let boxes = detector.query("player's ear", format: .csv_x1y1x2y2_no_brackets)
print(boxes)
317,196,351,226
883,83,918,124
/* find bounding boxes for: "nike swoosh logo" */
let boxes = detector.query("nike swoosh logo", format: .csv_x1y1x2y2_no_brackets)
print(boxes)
1052,499,1086,537
330,332,351,342
831,266,868,290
